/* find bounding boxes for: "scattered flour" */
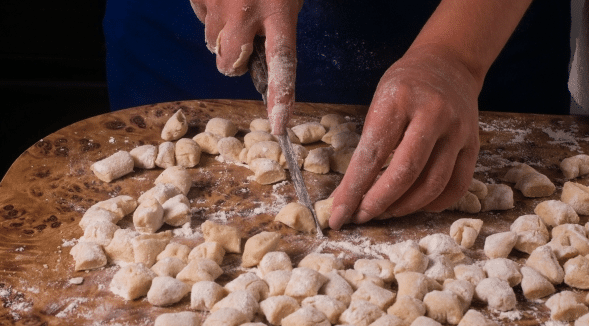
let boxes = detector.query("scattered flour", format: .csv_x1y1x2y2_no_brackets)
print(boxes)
542,126,582,152
62,238,77,247
498,310,523,320
55,298,89,318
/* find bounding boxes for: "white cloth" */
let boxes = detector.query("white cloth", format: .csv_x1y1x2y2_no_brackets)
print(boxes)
569,0,589,114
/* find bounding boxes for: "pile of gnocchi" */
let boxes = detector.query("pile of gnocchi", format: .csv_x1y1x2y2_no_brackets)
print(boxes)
73,109,589,325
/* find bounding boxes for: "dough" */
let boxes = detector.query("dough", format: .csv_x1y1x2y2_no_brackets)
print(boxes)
386,240,429,274
246,140,282,164
175,138,201,168
483,258,522,287
331,131,360,150
161,194,191,227
279,143,308,170
337,269,385,290
443,279,475,313
526,245,565,284
138,183,182,205
244,130,275,149
161,109,188,141
79,207,119,231
510,214,549,254
258,251,293,275
155,142,176,168
157,242,191,263
201,220,241,253
449,218,483,248
218,137,244,162
321,122,356,144
351,281,396,310
147,276,190,306
259,295,300,325
191,281,227,311
130,144,158,169
188,242,225,265
109,263,157,300
250,118,271,133
395,272,430,301
546,234,580,263
205,117,238,138
410,316,443,326
423,290,463,325
577,314,589,326
249,158,287,185
560,154,589,179
503,162,538,182
241,231,281,268
520,266,556,299
330,146,355,174
366,314,406,326
534,200,579,227
93,195,137,218
447,192,481,214
504,163,555,197
298,252,344,274
564,255,589,289
151,257,186,277
354,258,396,283
338,300,385,326
193,132,221,155
263,270,292,297
291,122,326,144
281,306,331,326
202,307,248,326
154,312,201,326
468,179,488,200
224,272,269,301
561,181,589,215
304,147,332,174
275,202,317,234
483,231,517,259
154,166,192,195
545,291,589,321
301,295,346,325
70,241,107,271
552,226,589,256
284,267,328,302
453,264,486,286
133,197,164,234
387,295,426,324
320,113,346,130
480,184,514,211
131,231,172,267
80,220,119,246
419,233,467,266
319,270,354,306
176,258,223,285
474,277,516,311
104,229,139,263
313,197,333,230
91,150,134,182
211,290,259,321
457,309,499,326
424,254,455,284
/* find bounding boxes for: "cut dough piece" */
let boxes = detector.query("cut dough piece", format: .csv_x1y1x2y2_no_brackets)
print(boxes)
561,181,589,215
246,141,281,164
337,269,385,291
154,166,192,195
291,122,326,144
130,145,158,169
191,281,227,311
314,197,333,230
175,138,201,168
474,277,516,311
503,163,555,197
249,158,286,185
468,179,488,200
320,113,346,130
281,306,331,326
419,233,467,266
264,270,292,297
91,195,137,219
176,258,223,285
577,314,589,326
161,109,188,141
520,266,556,300
279,143,308,170
510,214,549,254
193,132,221,155
351,281,396,310
331,131,360,150
224,272,269,301
138,183,182,205
386,240,429,274
250,118,271,133
339,300,385,326
302,295,346,325
321,122,356,144
560,154,589,179
534,200,579,227
151,257,186,277
304,147,332,174
70,241,107,271
258,251,293,276
91,150,134,182
284,267,328,302
545,291,589,321
410,316,442,326
244,130,275,149
483,258,522,287
484,231,517,259
503,162,538,182
155,142,176,168
104,229,139,263
424,254,455,284
147,276,190,306
442,279,475,313
133,197,164,234
423,290,463,325
259,295,300,325
330,146,355,174
109,263,157,300
241,231,280,268
202,308,248,326
79,207,119,231
80,220,119,246
396,272,430,301
157,242,191,263
188,242,225,265
449,218,483,248
211,290,259,321
480,184,514,211
275,202,317,234
457,310,499,326
526,245,565,284
354,258,396,283
154,312,201,326
162,194,191,227
319,270,354,306
131,231,172,267
201,220,241,253
387,295,426,325
447,191,481,214
564,255,589,289
298,252,344,274
218,137,244,163
453,264,486,286
205,117,238,138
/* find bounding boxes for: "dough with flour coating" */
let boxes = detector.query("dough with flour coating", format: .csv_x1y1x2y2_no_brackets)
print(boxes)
175,138,201,168
218,137,243,163
545,291,589,321
249,158,286,184
560,154,589,179
155,166,192,195
91,150,134,182
205,117,238,138
474,277,516,311
201,220,241,253
110,262,157,300
191,281,227,311
291,122,326,144
298,252,344,274
259,295,300,325
161,109,188,141
70,241,107,271
526,245,564,284
130,145,158,169
155,142,176,168
561,181,589,215
241,231,281,268
484,231,517,259
275,202,316,234
147,276,190,306
193,132,221,155
188,242,225,265
449,218,483,248
480,184,514,211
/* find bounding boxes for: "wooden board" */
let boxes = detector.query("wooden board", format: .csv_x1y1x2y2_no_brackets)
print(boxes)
1,99,589,325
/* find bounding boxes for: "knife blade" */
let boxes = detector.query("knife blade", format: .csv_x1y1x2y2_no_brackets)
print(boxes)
248,36,324,237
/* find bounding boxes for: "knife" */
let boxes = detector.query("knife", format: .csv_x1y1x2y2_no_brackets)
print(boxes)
248,36,324,237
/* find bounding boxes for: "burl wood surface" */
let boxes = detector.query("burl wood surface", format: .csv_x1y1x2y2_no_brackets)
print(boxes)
1,99,589,325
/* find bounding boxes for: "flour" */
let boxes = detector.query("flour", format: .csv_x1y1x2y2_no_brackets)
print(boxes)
55,297,89,318
542,125,583,152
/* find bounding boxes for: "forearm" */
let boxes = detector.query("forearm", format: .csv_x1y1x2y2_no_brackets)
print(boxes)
409,0,533,90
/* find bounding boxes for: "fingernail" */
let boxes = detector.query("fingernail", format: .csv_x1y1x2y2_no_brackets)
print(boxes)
329,206,347,230
353,210,372,224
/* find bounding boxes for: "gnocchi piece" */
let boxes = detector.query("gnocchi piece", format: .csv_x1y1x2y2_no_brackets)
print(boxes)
339,300,385,326
520,266,556,300
319,270,354,306
474,277,516,311
191,281,227,311
410,316,443,326
330,146,355,174
576,314,589,326
313,197,333,230
387,295,426,325
131,231,172,267
246,141,282,164
304,147,332,174
211,290,259,321
483,231,517,259
104,229,139,263
301,295,346,325
249,158,287,185
147,276,190,306
224,272,269,301
259,295,300,325
264,270,292,297
424,254,455,284
561,181,589,215
155,142,176,168
80,220,119,246
193,132,221,155
70,241,107,271
157,242,191,263
133,197,164,234
92,195,137,219
279,143,308,170
202,308,248,326
161,194,191,227
154,166,192,195
130,144,158,169
138,183,182,205
386,240,429,274
419,233,467,266
238,147,248,163
258,251,293,276
503,162,538,182
154,312,201,326
446,192,481,214
510,214,550,254
109,263,157,300
337,269,385,290
354,258,396,283
453,264,486,286
286,127,301,144
483,258,522,287
151,257,186,277
176,258,223,285
320,113,346,130
351,281,396,310
291,122,326,144
423,290,463,325
457,309,499,326
395,272,430,301
560,154,589,179
554,227,589,256
241,231,281,268
217,137,244,163
443,279,475,313
275,202,317,234
284,267,329,302
244,130,275,149
161,109,188,141
201,220,241,253
503,163,555,197
281,306,331,326
299,252,344,274
175,138,201,168
534,200,579,227
369,315,406,326
480,184,514,212
250,118,271,133
526,245,565,284
449,218,483,248
91,150,134,182
321,122,356,144
79,207,119,231
564,255,589,289
331,131,360,150
205,117,238,138
545,291,589,321
468,179,488,200
546,233,580,263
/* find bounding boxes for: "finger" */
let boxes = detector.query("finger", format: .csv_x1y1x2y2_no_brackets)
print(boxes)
216,18,258,76
189,0,207,23
263,14,298,135
204,12,224,54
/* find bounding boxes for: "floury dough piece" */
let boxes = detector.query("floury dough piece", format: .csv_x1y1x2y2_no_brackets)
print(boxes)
424,254,455,284
331,131,360,150
91,150,134,182
147,276,190,306
217,137,243,162
320,113,346,130
321,122,356,144
474,277,516,311
291,122,326,144
468,179,488,199
259,296,300,325
545,291,589,321
264,270,292,297
387,295,426,324
423,290,463,325
449,218,483,248
70,241,107,271
155,166,192,195
453,264,486,286
157,242,191,263
446,192,481,214
304,147,333,174
560,154,589,179
577,314,589,326
193,132,221,155
130,145,158,169
480,184,514,211
249,158,286,184
131,231,172,267
351,282,396,310
80,220,119,246
457,310,499,326
155,142,176,168
104,229,139,263
534,200,579,227
330,146,355,174
386,240,429,274
249,118,271,133
138,183,182,205
189,242,225,265
281,306,331,326
92,195,137,219
483,231,517,259
224,272,269,302
133,197,164,233
354,258,396,283
205,117,238,138
161,194,191,227
410,316,443,326
339,300,385,326
151,257,186,277
563,255,589,289
319,270,354,306
395,272,430,301
176,258,223,285
246,141,281,164
161,109,188,141
201,220,241,253
302,295,346,325
284,267,328,302
419,233,467,266
244,130,275,149
504,163,555,197
203,308,248,326
241,231,281,268
483,258,522,287
525,245,564,284
561,181,589,215
154,312,201,326
258,251,293,275
442,279,475,313
520,266,556,299
110,263,157,300
510,214,549,254
275,202,317,234
191,281,227,311
314,197,333,229
338,269,385,291
211,290,259,321
175,138,201,168
298,252,344,274
279,143,308,169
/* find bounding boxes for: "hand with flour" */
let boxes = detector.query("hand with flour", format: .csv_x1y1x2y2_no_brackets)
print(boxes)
189,0,303,134
329,0,533,229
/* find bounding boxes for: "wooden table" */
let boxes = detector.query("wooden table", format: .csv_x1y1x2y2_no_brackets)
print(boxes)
1,99,589,325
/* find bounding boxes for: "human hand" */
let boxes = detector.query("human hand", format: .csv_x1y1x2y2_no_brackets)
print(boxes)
189,0,303,134
329,44,481,230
